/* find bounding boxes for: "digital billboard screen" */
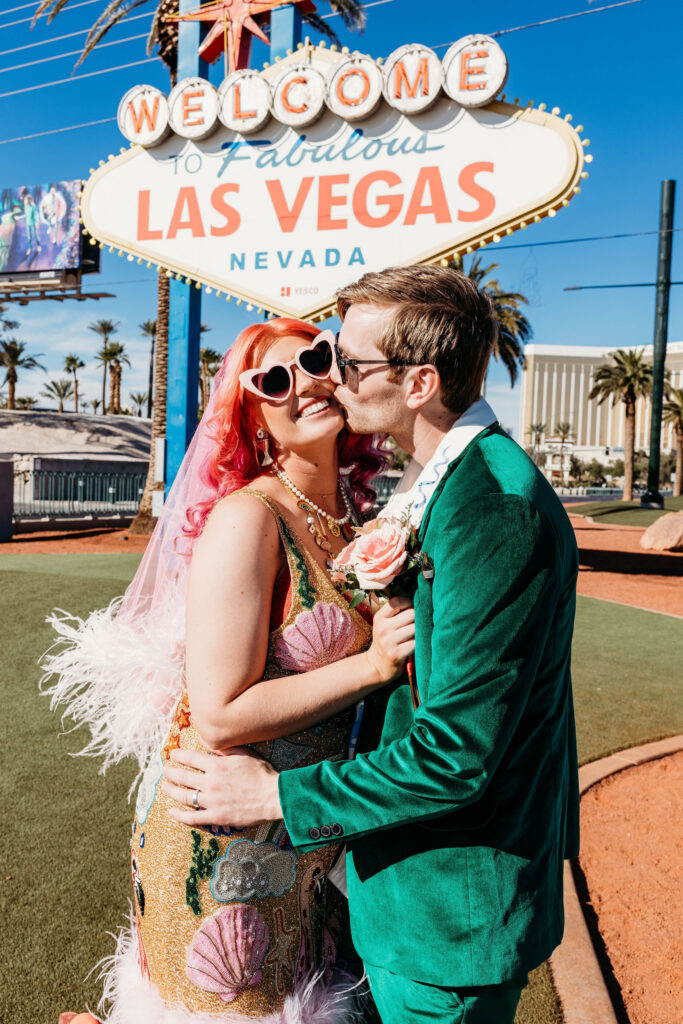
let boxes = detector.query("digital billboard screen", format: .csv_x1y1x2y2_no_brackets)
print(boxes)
0,180,82,276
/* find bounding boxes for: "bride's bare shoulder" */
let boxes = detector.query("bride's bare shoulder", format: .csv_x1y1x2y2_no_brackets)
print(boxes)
194,488,281,559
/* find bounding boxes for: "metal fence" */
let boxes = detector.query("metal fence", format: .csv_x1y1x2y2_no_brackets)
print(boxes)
373,472,401,507
13,468,146,517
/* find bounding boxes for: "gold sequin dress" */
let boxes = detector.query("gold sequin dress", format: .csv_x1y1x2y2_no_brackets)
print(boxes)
108,492,371,1024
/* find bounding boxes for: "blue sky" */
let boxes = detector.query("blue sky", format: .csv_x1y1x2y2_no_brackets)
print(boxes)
2,0,682,435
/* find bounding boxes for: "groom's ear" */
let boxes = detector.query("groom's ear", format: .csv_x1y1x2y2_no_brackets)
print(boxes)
404,364,442,410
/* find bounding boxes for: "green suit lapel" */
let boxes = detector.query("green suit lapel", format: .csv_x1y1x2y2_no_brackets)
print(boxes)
417,422,500,543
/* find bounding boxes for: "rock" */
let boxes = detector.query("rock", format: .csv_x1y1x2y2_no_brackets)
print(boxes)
640,511,683,551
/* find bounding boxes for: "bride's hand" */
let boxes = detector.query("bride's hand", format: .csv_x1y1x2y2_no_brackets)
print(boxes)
364,596,415,684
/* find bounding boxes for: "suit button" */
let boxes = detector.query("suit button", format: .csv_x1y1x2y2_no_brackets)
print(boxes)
309,827,321,840
331,823,343,837
320,825,332,838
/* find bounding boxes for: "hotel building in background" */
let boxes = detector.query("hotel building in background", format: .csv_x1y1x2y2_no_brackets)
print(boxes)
519,341,683,462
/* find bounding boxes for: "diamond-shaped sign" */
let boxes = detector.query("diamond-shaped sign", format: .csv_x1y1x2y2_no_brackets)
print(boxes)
81,45,585,321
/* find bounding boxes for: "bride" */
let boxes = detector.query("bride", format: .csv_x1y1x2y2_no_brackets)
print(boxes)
42,317,415,1024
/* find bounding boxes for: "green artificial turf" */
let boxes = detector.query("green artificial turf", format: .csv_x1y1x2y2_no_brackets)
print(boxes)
571,596,683,765
2,553,682,1024
569,494,683,527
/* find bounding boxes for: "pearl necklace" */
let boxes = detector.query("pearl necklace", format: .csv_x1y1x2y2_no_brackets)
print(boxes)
272,463,353,554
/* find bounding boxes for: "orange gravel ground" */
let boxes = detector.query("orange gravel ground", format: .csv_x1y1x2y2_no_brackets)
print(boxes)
4,515,683,619
569,514,683,618
1,526,151,554
579,751,683,1024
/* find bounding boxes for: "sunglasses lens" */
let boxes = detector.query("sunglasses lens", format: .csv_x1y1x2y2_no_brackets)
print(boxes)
257,364,290,399
300,338,333,378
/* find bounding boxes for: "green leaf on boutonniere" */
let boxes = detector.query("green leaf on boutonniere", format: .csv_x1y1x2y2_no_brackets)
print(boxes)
349,589,367,610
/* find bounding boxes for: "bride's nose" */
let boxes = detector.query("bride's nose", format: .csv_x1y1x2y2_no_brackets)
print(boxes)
293,367,332,395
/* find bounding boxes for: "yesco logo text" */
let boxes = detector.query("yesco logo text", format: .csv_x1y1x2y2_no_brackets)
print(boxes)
117,37,508,147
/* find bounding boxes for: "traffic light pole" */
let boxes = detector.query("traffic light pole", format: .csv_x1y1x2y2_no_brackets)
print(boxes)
642,179,675,507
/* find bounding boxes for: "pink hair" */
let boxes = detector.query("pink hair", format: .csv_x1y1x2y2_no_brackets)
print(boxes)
183,318,390,539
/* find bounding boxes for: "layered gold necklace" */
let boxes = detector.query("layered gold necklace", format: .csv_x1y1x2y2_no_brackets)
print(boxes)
272,463,354,557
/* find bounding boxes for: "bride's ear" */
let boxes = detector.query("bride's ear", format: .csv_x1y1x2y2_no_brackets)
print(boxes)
404,365,441,410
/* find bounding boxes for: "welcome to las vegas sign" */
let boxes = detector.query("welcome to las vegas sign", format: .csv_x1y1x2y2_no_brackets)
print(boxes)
81,36,588,321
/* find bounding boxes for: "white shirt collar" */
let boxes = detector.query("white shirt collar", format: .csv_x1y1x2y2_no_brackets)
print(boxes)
380,397,498,527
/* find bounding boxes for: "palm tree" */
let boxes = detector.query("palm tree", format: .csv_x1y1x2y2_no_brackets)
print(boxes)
16,395,38,410
0,339,46,410
0,302,18,336
140,319,157,419
89,398,101,415
89,319,119,412
41,378,74,413
555,421,573,446
527,421,546,462
35,0,367,532
663,386,683,498
588,348,652,501
64,353,85,413
199,346,223,411
130,391,149,417
94,343,117,414
132,276,170,532
449,255,531,386
106,341,131,414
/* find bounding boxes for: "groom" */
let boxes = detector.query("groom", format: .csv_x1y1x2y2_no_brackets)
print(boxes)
163,265,580,1024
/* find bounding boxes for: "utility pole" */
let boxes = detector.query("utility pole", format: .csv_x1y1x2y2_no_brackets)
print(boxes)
565,179,678,505
642,179,675,507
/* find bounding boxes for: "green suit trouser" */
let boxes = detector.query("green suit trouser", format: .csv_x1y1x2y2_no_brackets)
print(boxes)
336,900,526,1024
364,962,527,1024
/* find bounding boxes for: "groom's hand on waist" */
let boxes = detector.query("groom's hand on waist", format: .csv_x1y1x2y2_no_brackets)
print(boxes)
162,747,282,826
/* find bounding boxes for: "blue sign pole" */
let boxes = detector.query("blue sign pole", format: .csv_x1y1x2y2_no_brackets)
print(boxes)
270,3,303,60
165,0,207,495
164,2,303,495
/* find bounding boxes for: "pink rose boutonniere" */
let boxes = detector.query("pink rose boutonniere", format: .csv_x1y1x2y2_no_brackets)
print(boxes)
331,510,423,707
330,516,415,598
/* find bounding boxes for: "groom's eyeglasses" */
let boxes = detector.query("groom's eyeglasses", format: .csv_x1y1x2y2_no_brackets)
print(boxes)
318,329,415,385
239,335,334,403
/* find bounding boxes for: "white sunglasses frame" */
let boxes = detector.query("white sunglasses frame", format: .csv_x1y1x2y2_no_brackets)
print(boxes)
239,333,336,404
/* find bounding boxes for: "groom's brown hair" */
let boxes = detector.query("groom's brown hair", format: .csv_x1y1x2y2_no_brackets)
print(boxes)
336,264,497,414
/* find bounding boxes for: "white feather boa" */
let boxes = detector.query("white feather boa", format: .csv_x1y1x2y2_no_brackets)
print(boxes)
96,920,363,1024
39,583,186,775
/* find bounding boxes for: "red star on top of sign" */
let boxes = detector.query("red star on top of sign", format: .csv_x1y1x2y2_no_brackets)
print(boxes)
167,0,317,74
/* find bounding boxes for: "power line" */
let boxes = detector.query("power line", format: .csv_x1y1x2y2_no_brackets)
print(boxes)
0,0,106,31
320,0,395,18
491,0,644,38
0,31,149,74
0,115,116,145
1,1,41,15
430,0,645,49
0,0,646,137
493,227,683,252
0,55,156,99
0,5,395,95
0,11,152,57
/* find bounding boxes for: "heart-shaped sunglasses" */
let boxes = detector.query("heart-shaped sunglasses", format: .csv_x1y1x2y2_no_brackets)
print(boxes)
239,334,335,403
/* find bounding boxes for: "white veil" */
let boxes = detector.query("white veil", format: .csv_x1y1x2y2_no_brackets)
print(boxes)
40,353,235,775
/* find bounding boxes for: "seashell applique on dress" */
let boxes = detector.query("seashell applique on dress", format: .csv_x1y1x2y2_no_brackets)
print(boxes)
275,603,355,672
101,491,372,1024
186,905,269,1003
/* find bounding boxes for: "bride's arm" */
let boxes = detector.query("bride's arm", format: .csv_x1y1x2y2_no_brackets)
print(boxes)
186,493,414,751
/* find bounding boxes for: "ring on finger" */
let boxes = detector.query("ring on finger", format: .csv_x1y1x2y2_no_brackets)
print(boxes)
191,788,200,809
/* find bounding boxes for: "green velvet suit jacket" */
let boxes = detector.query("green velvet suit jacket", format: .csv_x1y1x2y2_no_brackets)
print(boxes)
278,425,580,986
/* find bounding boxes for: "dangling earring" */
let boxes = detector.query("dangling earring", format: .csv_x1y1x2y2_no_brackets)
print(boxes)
256,427,273,466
